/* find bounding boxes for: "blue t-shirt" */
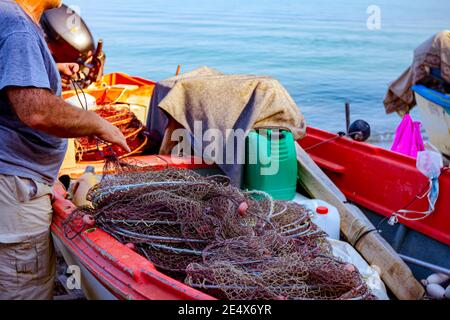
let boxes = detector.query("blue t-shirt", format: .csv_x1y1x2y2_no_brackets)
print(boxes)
0,0,67,184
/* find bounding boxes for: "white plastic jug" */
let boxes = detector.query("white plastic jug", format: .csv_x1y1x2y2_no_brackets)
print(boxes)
72,166,99,207
65,93,97,110
292,197,341,240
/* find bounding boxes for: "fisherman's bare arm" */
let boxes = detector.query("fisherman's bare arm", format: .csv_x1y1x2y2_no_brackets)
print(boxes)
6,87,131,152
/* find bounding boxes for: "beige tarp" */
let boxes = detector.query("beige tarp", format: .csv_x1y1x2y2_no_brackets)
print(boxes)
384,30,450,115
147,66,306,185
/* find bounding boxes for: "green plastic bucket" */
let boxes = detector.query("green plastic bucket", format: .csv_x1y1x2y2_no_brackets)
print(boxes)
244,128,297,200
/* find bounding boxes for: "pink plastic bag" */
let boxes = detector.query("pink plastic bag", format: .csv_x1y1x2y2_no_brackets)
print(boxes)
391,114,425,158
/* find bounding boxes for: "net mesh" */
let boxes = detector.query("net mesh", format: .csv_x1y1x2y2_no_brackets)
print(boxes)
75,104,147,162
63,158,376,300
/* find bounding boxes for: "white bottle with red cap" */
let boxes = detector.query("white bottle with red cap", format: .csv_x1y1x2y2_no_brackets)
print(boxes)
293,196,341,240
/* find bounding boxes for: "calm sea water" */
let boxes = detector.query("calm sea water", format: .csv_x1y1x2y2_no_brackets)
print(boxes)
72,0,449,146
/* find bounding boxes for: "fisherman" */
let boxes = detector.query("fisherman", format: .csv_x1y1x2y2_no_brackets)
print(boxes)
0,0,130,299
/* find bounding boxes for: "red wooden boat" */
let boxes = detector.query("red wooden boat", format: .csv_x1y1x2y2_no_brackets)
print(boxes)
300,127,450,248
51,75,450,300
298,127,450,282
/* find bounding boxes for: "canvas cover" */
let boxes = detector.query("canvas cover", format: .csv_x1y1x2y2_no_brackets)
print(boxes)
147,66,306,185
384,30,450,115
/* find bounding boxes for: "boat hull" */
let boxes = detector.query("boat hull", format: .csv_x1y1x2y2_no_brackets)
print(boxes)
298,127,450,280
298,127,450,247
412,85,450,157
52,235,118,300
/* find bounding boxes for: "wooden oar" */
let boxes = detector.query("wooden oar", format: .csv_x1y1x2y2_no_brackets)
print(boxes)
295,142,425,300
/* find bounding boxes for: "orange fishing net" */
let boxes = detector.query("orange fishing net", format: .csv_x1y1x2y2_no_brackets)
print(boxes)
75,104,147,162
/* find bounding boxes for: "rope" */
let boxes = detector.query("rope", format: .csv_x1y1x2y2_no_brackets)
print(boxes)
303,132,346,151
302,130,363,152
352,229,379,248
389,180,436,224
70,79,88,110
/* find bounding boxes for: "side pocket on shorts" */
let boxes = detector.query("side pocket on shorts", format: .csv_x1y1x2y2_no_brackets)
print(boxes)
0,234,54,298
0,243,17,291
14,242,39,284
13,177,37,203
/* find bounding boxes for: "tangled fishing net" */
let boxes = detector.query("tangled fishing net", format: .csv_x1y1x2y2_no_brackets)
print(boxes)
75,104,147,162
64,158,375,300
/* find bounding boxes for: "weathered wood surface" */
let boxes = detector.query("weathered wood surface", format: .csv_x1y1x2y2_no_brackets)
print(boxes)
296,143,425,300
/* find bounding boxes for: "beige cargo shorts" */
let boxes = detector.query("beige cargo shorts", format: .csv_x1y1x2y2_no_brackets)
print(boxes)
0,174,55,300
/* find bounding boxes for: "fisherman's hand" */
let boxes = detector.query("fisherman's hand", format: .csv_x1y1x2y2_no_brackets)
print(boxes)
96,118,131,153
57,63,80,88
